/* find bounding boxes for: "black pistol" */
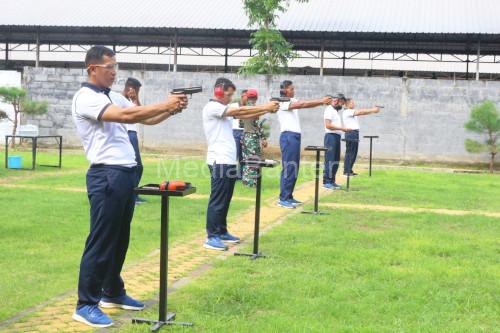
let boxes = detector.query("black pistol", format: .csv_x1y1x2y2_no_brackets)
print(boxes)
170,86,203,98
270,97,291,102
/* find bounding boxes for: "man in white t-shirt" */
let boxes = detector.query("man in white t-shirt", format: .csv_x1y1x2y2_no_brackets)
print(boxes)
203,77,279,251
121,77,146,204
323,93,352,189
231,89,248,179
276,80,332,209
71,46,187,328
340,98,380,176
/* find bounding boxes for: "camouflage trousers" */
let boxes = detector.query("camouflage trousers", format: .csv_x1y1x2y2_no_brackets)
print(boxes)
241,132,262,187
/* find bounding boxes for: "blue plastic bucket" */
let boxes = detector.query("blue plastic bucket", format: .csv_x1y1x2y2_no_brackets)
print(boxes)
7,156,22,169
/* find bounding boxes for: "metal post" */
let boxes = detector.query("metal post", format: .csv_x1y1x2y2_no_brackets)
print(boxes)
158,196,170,322
173,33,178,73
342,50,346,76
319,43,325,76
224,45,228,73
466,54,469,80
252,168,262,255
369,139,373,177
35,32,40,68
476,41,480,81
5,42,8,65
313,150,320,212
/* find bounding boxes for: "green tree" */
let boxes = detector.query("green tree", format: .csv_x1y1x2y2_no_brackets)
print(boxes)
239,0,308,75
0,87,48,146
464,100,500,173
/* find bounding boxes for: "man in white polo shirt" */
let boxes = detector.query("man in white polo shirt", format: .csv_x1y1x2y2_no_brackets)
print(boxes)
323,93,352,189
203,77,279,251
71,45,187,328
340,98,380,176
277,80,332,209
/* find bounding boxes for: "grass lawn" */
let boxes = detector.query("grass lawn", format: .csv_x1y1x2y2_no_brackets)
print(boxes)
120,208,500,333
320,169,500,212
0,150,309,321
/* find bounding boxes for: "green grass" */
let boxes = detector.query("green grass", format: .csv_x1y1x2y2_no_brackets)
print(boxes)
120,208,500,333
0,151,309,321
321,169,500,212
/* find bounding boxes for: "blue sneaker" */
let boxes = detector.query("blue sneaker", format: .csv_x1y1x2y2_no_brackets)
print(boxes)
220,232,240,243
323,183,335,190
289,198,303,206
204,236,228,251
100,293,144,311
278,200,296,209
72,304,113,328
332,183,342,189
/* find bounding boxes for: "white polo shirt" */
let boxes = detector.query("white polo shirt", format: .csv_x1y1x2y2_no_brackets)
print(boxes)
72,82,137,167
277,98,300,133
324,105,343,135
339,108,360,130
230,102,243,130
203,100,236,165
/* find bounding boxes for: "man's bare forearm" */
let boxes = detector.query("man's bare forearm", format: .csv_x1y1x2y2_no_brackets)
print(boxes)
140,110,173,125
225,105,268,117
289,99,325,110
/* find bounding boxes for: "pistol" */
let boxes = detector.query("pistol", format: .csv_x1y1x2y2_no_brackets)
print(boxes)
170,86,203,98
375,105,385,108
270,97,290,102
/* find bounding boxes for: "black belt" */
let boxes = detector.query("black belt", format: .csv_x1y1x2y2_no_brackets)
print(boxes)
90,164,137,172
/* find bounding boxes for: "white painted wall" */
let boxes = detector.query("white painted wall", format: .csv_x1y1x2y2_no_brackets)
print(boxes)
0,71,22,141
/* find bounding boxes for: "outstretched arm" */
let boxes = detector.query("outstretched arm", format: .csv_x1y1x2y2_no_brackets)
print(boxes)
225,101,279,118
289,96,332,110
353,107,380,116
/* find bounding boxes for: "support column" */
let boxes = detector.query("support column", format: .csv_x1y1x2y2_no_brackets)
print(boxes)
224,44,228,73
35,32,40,68
476,41,481,81
342,50,346,76
465,54,469,80
173,33,178,72
319,42,325,76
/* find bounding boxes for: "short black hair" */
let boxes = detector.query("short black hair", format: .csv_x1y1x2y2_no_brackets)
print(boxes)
214,77,236,91
280,80,293,96
241,89,248,95
85,45,115,68
125,77,142,89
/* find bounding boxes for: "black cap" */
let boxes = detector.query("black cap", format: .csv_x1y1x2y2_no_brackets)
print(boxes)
332,93,346,100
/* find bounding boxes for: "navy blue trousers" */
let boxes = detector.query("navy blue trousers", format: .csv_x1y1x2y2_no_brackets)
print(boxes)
344,130,360,174
77,165,136,308
323,133,341,184
279,131,301,201
128,130,143,196
206,164,237,238
233,129,243,178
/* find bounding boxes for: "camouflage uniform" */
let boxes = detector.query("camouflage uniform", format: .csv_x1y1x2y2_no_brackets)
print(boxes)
241,119,265,187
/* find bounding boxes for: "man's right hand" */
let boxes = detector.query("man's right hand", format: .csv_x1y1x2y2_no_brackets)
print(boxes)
263,101,280,113
165,94,188,114
322,96,333,105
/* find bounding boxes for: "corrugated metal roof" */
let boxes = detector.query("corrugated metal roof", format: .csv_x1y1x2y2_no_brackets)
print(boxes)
1,0,499,34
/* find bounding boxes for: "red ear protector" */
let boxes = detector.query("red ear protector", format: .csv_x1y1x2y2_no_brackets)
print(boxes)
159,180,188,191
214,83,225,98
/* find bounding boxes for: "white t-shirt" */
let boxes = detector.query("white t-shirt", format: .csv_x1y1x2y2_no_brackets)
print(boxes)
340,108,360,130
72,83,137,167
277,98,300,133
230,102,243,130
203,100,236,165
324,105,343,135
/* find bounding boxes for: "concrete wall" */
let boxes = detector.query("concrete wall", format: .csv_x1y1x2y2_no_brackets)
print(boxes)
22,67,499,163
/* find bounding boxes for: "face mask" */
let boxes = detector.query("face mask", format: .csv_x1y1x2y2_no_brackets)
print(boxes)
333,105,342,111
